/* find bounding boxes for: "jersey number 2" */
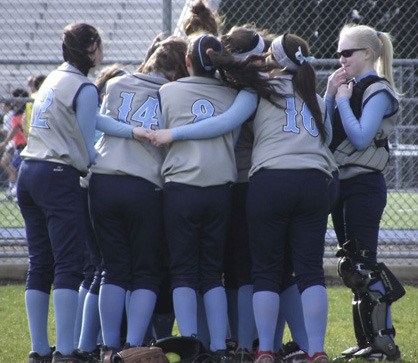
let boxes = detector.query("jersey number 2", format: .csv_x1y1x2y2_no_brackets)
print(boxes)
31,88,54,129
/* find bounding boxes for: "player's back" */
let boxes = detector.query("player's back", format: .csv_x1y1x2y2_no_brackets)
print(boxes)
160,76,238,187
92,73,168,187
22,63,91,173
250,76,333,178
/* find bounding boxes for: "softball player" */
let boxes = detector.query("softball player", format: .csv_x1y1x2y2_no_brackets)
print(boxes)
247,34,334,363
221,27,266,361
158,34,240,362
181,0,222,37
87,36,188,359
326,24,402,362
17,23,144,363
158,32,282,362
74,66,127,359
151,29,315,363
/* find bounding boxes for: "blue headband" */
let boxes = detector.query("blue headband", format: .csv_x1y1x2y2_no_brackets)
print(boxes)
198,35,215,71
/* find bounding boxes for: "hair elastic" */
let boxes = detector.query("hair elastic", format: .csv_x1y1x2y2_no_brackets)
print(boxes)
271,35,315,72
294,46,315,65
197,35,215,71
376,31,381,37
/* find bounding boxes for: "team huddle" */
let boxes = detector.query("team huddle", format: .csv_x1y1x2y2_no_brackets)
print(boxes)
17,1,404,363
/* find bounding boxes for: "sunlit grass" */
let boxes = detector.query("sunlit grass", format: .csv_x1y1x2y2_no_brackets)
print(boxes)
0,284,417,362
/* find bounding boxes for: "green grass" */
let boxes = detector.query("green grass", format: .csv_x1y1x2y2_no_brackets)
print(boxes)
0,284,417,362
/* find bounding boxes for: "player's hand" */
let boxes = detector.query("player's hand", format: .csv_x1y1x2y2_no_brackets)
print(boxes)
150,129,174,147
132,127,149,142
336,80,354,100
325,67,347,97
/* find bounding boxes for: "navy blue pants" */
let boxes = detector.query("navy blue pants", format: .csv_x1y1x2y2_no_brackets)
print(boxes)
89,173,163,293
331,172,386,264
81,187,103,294
224,182,252,289
247,169,330,293
17,160,85,292
164,182,232,294
223,182,296,291
328,170,340,213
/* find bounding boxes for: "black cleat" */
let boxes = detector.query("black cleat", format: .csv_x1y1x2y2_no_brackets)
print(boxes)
349,346,401,362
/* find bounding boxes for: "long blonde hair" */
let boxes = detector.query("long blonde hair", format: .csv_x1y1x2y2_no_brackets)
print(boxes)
340,24,398,93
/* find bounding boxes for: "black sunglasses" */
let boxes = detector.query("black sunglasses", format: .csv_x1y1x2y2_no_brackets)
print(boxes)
337,48,367,58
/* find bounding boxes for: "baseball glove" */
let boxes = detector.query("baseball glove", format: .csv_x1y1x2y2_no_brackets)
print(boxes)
113,346,168,363
153,336,207,363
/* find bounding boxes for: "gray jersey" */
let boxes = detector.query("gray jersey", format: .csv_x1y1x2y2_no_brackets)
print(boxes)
160,76,238,187
91,73,167,187
235,120,254,183
21,62,91,173
250,76,335,178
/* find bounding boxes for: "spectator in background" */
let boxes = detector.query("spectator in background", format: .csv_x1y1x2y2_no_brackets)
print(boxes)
0,101,14,194
0,88,29,201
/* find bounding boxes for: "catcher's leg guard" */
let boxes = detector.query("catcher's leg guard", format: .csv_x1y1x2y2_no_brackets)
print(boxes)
357,279,398,358
336,240,405,360
340,293,368,358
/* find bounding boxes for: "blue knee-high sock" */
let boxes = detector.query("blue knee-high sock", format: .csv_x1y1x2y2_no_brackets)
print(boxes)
126,289,157,346
253,291,279,352
99,284,126,349
274,310,286,351
301,285,328,356
369,280,394,338
196,293,210,349
53,288,79,355
204,287,228,352
173,287,197,337
125,290,131,313
226,288,238,340
25,289,51,355
279,284,308,352
74,286,88,347
78,292,101,352
238,284,256,350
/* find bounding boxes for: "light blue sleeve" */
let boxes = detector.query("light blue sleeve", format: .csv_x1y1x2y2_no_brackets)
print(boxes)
325,95,336,121
96,89,135,138
171,89,258,140
75,85,99,164
336,91,393,150
96,114,134,138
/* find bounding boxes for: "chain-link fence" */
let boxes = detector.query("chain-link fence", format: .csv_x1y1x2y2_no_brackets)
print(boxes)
0,0,417,269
